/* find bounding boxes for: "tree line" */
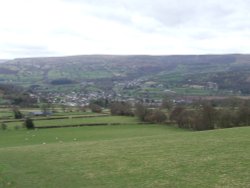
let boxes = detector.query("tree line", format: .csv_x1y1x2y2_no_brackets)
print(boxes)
106,98,250,131
5,97,250,131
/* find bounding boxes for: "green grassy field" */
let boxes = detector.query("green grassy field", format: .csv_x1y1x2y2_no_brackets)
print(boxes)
0,125,249,188
0,108,109,119
4,116,139,129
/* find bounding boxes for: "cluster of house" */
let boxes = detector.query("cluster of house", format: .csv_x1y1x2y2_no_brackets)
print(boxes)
33,91,116,107
114,79,145,89
183,82,218,90
29,79,219,108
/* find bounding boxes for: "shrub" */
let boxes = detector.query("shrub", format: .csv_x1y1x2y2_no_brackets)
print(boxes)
161,97,173,111
190,112,208,131
199,103,216,130
135,104,167,123
217,109,237,128
77,105,86,112
110,101,133,116
90,98,110,108
135,103,150,121
177,110,195,129
237,104,250,126
12,107,23,119
24,118,35,129
170,106,185,122
170,104,216,131
1,123,7,130
145,109,167,123
89,104,102,113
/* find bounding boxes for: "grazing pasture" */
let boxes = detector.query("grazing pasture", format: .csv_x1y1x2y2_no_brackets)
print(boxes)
4,116,139,129
0,124,249,188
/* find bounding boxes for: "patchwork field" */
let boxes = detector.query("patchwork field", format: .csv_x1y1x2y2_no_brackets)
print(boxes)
0,124,249,188
4,116,139,129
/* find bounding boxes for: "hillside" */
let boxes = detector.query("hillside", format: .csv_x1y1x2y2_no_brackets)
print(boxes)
0,54,250,105
0,125,249,187
0,60,9,64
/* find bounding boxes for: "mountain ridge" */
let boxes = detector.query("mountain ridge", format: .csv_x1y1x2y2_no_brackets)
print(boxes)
0,53,250,97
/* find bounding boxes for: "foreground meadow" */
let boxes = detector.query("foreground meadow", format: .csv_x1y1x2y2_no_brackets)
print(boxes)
0,124,249,188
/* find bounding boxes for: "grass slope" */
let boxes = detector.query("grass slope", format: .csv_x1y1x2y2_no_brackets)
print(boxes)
0,125,249,188
5,116,139,129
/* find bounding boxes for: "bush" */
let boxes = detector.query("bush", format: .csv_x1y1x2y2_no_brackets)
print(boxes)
12,107,23,119
169,99,250,131
191,112,209,131
89,104,102,113
237,104,250,126
170,104,216,131
135,104,167,123
110,102,133,116
77,105,86,112
170,106,185,122
135,103,151,121
24,118,35,129
198,103,216,130
90,98,110,108
177,110,195,129
217,109,237,128
161,97,173,111
144,109,167,123
1,123,7,130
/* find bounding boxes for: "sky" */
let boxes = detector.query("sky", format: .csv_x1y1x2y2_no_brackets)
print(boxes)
0,0,250,59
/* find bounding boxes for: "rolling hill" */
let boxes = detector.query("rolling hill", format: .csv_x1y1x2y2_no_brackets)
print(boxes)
0,54,250,98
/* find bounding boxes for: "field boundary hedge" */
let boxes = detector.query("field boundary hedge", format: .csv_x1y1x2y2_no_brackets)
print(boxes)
1,114,110,123
35,122,152,129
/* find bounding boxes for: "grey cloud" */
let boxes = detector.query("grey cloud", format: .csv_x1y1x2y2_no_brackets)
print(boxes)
132,0,238,28
133,1,242,25
2,0,250,58
63,0,250,33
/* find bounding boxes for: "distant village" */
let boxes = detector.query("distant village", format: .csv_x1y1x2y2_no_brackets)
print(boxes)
30,78,219,107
